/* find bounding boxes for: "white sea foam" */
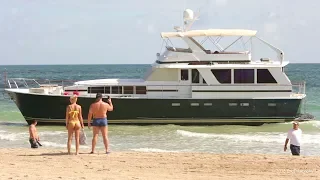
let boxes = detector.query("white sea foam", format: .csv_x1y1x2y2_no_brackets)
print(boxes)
177,130,216,138
0,130,27,141
131,148,181,153
176,130,320,144
308,121,320,129
280,120,320,128
0,133,20,141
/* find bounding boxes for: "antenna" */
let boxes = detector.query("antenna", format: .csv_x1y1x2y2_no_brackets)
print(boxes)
173,9,200,32
183,9,199,31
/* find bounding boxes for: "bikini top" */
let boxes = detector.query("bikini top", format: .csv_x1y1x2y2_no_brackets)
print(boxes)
68,105,79,119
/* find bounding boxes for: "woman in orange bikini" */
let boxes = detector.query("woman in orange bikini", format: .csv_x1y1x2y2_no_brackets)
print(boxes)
65,95,84,155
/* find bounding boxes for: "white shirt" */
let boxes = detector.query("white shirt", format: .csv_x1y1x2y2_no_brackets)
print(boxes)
287,128,302,146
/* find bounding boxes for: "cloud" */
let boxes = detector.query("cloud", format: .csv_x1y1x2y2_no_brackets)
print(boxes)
268,12,277,19
136,19,143,27
264,22,277,33
147,24,155,34
11,8,19,15
298,19,307,27
215,0,228,7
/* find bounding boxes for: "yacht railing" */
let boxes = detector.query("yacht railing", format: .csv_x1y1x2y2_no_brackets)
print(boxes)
5,78,306,94
5,78,75,89
3,78,309,117
292,81,306,95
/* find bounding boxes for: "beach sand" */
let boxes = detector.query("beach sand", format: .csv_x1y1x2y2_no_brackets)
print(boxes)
0,148,319,180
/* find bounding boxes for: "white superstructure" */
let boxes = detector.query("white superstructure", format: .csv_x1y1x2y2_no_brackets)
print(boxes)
59,9,304,100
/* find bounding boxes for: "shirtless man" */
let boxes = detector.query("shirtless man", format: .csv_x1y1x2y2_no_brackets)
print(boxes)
29,120,40,148
88,93,113,154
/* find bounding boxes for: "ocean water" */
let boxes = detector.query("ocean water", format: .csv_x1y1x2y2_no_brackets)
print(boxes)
0,64,319,155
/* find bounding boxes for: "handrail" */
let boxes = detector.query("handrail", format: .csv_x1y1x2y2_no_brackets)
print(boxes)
6,78,76,89
5,78,306,87
5,78,306,94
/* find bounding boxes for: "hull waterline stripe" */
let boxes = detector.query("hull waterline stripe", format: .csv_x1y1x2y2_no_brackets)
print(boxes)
24,117,293,123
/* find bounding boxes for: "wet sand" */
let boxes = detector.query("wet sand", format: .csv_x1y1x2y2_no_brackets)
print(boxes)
0,148,319,180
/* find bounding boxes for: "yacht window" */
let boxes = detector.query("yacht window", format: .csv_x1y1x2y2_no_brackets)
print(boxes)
257,69,277,83
104,86,111,94
111,86,122,94
211,69,231,84
234,69,254,83
123,86,134,94
203,78,207,84
181,69,189,80
191,69,200,83
136,86,147,94
88,87,105,94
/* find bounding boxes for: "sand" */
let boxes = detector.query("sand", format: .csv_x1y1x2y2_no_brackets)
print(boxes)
0,148,319,180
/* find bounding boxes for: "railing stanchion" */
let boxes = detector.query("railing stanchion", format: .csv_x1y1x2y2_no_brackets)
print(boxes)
3,68,7,88
7,80,11,88
14,80,18,89
303,81,307,114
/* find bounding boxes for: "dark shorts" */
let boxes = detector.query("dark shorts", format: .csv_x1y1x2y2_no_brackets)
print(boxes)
29,138,38,148
92,118,108,127
290,144,300,156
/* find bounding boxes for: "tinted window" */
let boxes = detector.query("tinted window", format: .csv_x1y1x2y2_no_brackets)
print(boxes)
211,69,231,84
111,86,122,94
234,69,254,83
203,78,207,84
257,69,277,83
181,69,189,80
191,69,200,83
104,86,110,94
123,86,134,94
88,87,104,94
136,86,147,94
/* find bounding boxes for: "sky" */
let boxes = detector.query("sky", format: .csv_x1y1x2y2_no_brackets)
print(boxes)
0,0,318,65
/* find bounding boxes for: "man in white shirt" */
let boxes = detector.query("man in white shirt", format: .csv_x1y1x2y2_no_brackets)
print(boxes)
284,121,302,156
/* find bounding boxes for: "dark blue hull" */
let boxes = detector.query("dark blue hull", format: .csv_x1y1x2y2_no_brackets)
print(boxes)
7,91,303,126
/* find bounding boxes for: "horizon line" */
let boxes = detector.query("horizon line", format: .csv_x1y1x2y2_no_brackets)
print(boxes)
0,62,320,66
0,63,151,66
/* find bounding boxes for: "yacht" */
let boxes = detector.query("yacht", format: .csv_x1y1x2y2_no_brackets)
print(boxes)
5,9,306,125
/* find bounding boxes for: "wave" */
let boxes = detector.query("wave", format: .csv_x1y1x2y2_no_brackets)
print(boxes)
131,148,182,153
302,120,320,129
176,130,320,144
0,130,28,141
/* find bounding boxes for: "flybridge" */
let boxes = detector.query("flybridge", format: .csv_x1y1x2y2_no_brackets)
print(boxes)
157,9,284,64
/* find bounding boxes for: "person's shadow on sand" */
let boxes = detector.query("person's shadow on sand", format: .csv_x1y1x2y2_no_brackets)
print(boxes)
17,152,98,156
18,152,69,156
